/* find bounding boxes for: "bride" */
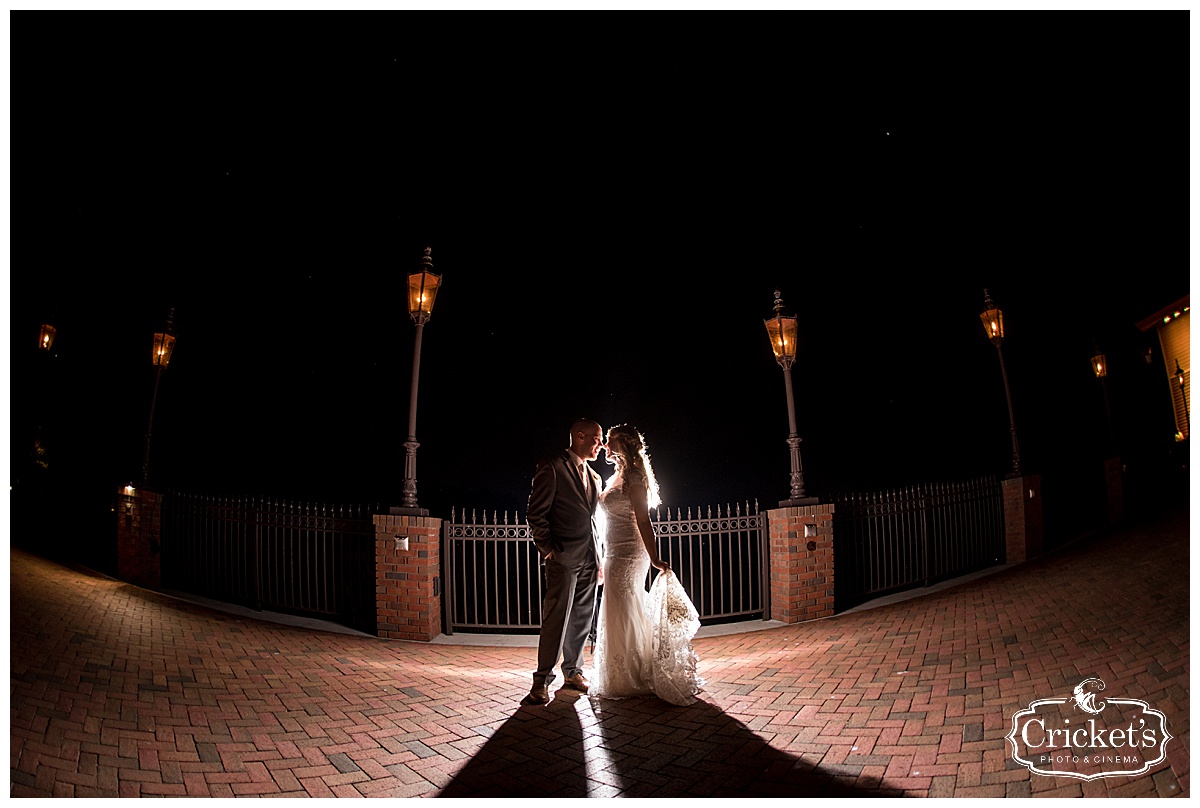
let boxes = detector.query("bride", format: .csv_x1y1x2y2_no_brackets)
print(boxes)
592,424,704,706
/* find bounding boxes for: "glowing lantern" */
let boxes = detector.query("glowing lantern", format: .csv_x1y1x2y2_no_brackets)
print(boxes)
38,323,56,351
407,247,442,323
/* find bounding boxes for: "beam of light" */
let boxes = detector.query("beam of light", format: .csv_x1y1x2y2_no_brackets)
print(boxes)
579,698,626,794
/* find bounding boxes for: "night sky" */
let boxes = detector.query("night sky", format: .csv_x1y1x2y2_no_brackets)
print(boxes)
10,12,1191,527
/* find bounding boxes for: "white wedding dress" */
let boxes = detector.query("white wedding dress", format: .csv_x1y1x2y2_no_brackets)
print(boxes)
592,472,704,706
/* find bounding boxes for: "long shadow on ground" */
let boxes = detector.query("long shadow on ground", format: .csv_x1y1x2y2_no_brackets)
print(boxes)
438,689,899,798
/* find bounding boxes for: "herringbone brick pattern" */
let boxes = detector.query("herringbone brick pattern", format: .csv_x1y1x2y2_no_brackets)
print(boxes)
11,506,1189,797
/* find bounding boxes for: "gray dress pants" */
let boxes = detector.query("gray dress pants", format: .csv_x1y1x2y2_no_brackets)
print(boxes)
534,551,598,684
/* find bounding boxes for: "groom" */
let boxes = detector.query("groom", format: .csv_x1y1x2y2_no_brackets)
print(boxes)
523,418,604,706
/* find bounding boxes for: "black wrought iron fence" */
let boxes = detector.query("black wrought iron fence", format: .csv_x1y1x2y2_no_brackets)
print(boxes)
151,474,1035,637
441,509,543,633
652,502,766,624
441,501,766,635
161,493,380,634
830,476,1005,611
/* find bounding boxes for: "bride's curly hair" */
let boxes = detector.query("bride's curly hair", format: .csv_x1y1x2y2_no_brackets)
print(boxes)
605,424,662,508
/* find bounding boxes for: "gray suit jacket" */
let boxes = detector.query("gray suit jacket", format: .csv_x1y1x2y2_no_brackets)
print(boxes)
527,450,602,566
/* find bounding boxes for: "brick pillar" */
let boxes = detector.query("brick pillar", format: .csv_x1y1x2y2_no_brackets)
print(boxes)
373,513,442,641
1105,456,1124,524
766,503,836,623
117,485,162,588
1001,473,1043,563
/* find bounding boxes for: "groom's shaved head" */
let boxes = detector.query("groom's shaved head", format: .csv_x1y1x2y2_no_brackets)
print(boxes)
570,418,601,442
569,419,604,460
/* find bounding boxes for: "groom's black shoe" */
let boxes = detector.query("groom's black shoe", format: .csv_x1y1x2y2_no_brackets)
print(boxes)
522,682,550,706
562,673,590,693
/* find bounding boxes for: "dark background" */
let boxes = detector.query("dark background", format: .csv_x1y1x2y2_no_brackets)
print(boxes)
10,12,1190,571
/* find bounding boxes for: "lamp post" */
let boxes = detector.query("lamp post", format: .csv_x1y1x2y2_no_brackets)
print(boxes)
31,320,58,485
764,290,818,507
1090,342,1116,456
38,323,57,352
980,289,1021,477
141,308,177,487
1175,359,1189,437
395,247,442,515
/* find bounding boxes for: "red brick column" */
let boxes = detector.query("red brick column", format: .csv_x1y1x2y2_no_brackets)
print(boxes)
117,485,162,589
1002,473,1043,563
373,513,442,641
766,503,836,623
1105,456,1124,524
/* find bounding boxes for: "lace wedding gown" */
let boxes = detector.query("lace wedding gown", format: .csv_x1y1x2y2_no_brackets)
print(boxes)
592,474,704,706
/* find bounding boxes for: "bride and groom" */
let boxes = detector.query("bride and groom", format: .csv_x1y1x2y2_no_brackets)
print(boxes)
523,419,704,707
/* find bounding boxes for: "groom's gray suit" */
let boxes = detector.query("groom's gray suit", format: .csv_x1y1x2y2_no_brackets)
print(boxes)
527,449,603,686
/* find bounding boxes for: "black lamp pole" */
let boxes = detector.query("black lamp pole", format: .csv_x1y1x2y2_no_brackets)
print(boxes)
395,248,442,515
142,308,176,487
764,290,818,507
980,289,1021,477
1091,343,1116,457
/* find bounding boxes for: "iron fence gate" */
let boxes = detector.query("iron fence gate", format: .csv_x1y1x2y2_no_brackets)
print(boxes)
161,493,380,634
830,476,1005,611
653,502,766,624
441,501,767,634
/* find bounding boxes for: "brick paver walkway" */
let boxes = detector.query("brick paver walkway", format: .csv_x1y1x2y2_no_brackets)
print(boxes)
10,505,1189,797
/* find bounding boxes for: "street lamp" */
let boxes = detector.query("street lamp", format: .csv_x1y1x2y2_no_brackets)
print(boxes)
142,308,177,486
395,247,442,515
1174,359,1189,436
31,321,59,484
980,289,1021,477
38,323,56,351
764,289,818,507
1091,342,1116,456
